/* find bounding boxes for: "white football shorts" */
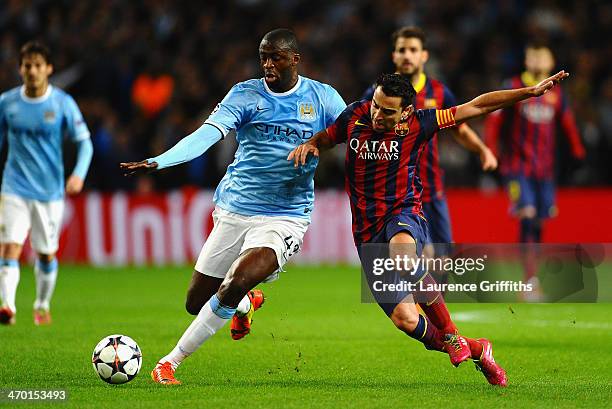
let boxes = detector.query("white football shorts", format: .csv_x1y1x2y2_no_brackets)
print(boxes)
194,206,309,280
0,193,64,254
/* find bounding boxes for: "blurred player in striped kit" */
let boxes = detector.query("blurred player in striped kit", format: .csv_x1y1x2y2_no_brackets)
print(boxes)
485,43,585,297
0,41,93,326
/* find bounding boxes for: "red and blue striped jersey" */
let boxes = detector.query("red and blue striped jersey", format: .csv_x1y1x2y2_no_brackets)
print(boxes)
326,100,457,244
485,73,585,180
362,74,457,202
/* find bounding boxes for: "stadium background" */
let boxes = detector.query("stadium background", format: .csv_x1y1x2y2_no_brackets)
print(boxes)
1,0,611,264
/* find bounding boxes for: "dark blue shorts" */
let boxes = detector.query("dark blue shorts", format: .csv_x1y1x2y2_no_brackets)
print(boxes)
357,211,430,317
506,175,556,219
422,197,453,256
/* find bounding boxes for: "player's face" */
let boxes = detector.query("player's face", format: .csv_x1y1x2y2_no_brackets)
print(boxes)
392,37,428,76
259,41,300,91
19,53,52,90
371,87,411,132
525,47,555,77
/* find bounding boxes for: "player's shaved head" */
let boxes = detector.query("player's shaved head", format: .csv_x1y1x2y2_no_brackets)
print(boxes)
260,28,299,53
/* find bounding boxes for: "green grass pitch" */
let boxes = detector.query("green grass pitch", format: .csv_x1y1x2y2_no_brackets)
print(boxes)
1,264,610,408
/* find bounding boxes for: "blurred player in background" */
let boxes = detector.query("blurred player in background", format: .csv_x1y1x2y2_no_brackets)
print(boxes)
121,28,346,385
364,27,497,270
485,43,585,295
0,41,93,326
290,71,572,386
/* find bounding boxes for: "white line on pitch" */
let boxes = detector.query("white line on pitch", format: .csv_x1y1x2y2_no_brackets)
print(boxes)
452,311,612,330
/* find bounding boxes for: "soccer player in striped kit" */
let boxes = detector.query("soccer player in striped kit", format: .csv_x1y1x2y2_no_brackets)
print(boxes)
364,27,497,263
290,71,571,386
485,43,585,296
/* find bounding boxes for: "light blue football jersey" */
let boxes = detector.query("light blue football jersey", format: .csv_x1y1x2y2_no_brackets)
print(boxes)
0,85,90,201
206,76,346,219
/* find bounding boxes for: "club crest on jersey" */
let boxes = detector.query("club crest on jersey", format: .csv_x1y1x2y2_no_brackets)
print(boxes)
395,121,409,136
44,110,56,123
297,101,316,122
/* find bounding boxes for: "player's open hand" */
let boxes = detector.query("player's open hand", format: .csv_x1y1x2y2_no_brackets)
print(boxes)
120,160,158,176
66,174,84,195
532,70,569,96
480,147,498,171
287,143,319,167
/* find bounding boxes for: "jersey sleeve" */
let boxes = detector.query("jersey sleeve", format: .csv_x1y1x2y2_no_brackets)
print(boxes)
442,85,457,109
417,108,458,141
323,86,347,127
557,89,585,159
63,94,90,142
204,84,249,137
326,103,356,146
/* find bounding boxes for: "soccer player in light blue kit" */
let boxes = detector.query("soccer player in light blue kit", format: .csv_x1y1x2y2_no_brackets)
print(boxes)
121,29,345,385
0,42,93,326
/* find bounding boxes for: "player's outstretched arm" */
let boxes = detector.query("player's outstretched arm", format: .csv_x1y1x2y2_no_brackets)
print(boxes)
120,123,223,176
287,130,335,167
451,124,497,171
454,70,569,124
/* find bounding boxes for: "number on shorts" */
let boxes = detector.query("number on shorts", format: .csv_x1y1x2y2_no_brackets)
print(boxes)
283,235,300,260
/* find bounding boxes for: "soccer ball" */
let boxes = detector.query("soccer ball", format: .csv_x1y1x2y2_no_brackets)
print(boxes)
92,334,142,384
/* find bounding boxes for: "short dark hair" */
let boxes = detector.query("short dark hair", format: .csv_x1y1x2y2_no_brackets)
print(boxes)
19,41,51,65
525,40,552,52
375,73,416,108
261,28,299,53
391,26,427,50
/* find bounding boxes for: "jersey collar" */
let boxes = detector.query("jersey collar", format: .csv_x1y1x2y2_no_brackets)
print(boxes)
263,75,302,97
413,73,427,93
520,72,538,87
20,84,53,103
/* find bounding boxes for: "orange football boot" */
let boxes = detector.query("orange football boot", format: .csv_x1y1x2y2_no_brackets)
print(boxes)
230,289,265,340
151,361,181,385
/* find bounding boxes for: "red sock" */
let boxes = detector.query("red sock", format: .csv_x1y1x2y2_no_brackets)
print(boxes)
466,337,483,359
407,314,446,353
418,274,458,334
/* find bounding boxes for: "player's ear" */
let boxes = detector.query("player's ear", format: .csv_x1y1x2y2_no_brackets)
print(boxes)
422,50,429,64
292,53,301,66
46,64,54,76
401,105,414,121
